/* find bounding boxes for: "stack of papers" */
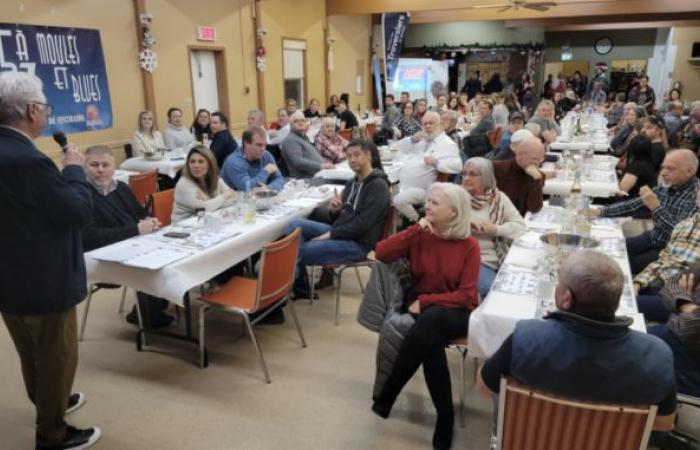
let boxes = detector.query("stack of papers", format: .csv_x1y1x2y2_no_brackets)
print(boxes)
90,239,191,270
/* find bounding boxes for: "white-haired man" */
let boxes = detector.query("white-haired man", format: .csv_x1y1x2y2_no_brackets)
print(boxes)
393,111,462,223
0,72,100,449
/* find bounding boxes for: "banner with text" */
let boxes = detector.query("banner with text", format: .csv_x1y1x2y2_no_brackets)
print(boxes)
381,12,409,84
0,23,112,136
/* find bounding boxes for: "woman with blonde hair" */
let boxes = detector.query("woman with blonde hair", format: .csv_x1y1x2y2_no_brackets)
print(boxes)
172,145,236,223
371,182,480,450
131,110,165,157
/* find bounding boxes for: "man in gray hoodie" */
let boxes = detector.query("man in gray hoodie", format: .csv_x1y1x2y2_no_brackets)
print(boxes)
284,139,391,297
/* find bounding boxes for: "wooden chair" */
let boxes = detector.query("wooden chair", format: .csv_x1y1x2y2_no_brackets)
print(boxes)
129,171,158,207
197,228,306,382
495,378,657,450
366,122,377,140
148,189,175,227
338,128,353,141
309,207,395,325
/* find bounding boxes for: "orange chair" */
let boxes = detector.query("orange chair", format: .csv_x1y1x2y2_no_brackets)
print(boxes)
488,125,504,149
309,207,396,325
338,128,353,141
495,378,657,450
197,228,306,381
149,189,175,227
365,122,377,140
129,171,158,207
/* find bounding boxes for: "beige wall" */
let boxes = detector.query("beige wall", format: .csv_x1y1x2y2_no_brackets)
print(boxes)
147,0,258,133
328,14,373,112
0,0,143,162
672,26,700,102
259,0,326,118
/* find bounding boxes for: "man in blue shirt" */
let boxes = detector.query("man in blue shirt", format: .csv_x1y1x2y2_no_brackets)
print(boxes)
221,126,284,191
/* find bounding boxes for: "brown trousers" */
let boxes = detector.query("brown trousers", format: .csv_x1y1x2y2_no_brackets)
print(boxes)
2,307,78,446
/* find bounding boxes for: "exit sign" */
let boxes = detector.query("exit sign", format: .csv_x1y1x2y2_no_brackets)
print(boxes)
197,26,216,41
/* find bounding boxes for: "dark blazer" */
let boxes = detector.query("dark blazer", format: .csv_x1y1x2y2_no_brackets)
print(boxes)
82,182,146,252
0,126,93,315
210,129,238,170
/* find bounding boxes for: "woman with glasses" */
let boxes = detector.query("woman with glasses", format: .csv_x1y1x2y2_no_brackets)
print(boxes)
461,157,526,298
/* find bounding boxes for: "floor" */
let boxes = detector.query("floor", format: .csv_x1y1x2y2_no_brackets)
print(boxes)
1,270,699,450
0,270,494,450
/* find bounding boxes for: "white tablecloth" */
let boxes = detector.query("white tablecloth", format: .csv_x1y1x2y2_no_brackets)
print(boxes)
315,160,403,184
543,155,619,198
120,153,186,178
113,169,139,185
468,207,644,359
85,188,334,306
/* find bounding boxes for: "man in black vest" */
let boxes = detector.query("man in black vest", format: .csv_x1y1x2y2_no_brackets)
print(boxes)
477,250,677,433
0,72,100,449
82,145,173,328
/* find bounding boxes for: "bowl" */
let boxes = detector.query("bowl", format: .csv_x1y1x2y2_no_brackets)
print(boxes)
253,190,278,211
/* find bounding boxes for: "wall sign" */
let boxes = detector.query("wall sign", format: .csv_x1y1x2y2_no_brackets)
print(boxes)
197,26,216,42
0,23,113,136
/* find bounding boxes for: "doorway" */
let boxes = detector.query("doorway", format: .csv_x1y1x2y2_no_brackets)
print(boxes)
188,47,230,117
282,39,307,108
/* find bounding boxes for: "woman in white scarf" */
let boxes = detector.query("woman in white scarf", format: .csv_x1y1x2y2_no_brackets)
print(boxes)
461,157,526,299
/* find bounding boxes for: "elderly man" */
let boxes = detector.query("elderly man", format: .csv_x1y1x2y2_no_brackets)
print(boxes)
281,111,334,179
590,149,700,275
222,126,284,192
632,187,700,318
81,145,173,328
393,111,462,222
477,250,677,433
492,138,545,216
0,72,100,449
268,108,290,146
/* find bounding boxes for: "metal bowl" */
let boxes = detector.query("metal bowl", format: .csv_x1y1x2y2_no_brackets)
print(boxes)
253,190,278,211
539,232,600,250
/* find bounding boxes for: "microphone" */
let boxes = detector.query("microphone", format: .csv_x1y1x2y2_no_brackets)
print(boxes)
52,131,68,152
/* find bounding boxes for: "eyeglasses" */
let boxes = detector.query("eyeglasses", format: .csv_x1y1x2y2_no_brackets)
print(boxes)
33,102,53,116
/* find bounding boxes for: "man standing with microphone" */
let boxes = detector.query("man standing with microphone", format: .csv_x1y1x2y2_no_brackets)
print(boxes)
0,72,100,449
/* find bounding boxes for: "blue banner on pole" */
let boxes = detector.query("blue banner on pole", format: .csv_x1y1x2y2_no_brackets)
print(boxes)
0,23,113,136
382,12,409,84
372,54,383,112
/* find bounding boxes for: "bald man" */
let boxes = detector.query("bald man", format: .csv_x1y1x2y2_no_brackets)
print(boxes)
492,138,545,216
591,149,700,275
477,250,677,433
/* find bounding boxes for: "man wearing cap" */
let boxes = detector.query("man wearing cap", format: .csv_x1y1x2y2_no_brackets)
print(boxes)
488,112,528,161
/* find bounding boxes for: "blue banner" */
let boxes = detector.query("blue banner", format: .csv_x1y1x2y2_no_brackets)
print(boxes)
372,54,383,112
382,12,409,84
0,23,112,136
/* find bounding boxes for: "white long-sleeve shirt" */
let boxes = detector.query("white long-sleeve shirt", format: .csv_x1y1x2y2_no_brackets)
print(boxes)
398,132,462,191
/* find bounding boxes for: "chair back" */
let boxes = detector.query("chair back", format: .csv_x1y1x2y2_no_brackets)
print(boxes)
496,378,657,450
254,228,301,312
339,128,353,141
488,126,504,148
366,123,377,140
124,143,133,158
129,171,158,207
149,189,175,227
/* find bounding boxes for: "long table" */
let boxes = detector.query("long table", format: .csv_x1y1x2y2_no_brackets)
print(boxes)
120,152,186,178
543,154,620,198
468,206,645,359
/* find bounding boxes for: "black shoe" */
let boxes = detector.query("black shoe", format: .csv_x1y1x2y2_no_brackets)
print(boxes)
371,400,391,419
432,415,454,450
313,269,335,290
65,392,85,415
36,426,101,450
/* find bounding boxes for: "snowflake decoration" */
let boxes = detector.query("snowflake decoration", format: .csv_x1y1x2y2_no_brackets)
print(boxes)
139,49,158,72
143,28,156,48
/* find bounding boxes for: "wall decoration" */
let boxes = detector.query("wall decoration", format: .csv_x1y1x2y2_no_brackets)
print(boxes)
139,48,158,73
0,23,113,135
138,12,157,73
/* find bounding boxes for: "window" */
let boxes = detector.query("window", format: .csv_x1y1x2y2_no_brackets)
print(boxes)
283,39,306,107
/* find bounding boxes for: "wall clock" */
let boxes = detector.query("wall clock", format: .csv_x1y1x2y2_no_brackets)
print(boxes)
594,37,613,55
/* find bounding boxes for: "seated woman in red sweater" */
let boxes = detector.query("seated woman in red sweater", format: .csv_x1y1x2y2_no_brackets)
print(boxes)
371,182,480,450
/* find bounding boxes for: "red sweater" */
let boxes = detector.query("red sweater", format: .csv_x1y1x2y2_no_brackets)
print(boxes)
375,224,480,311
